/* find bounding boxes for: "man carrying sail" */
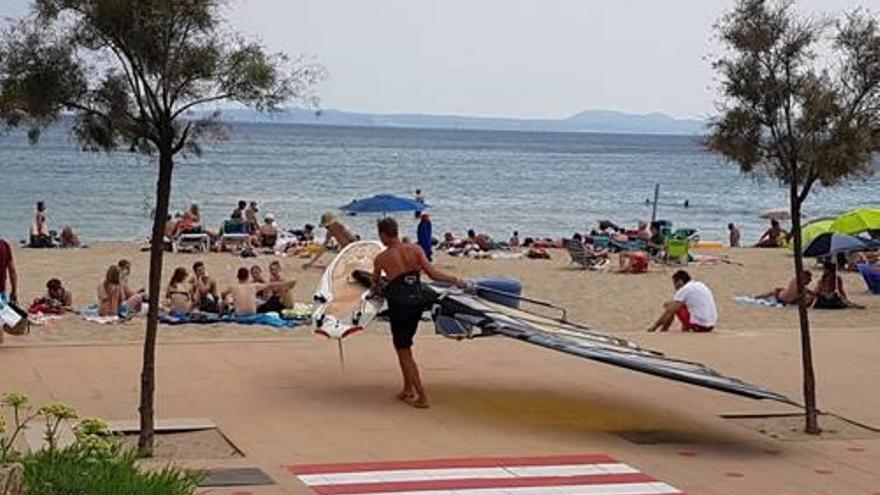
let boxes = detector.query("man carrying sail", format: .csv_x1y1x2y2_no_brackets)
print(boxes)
372,217,467,409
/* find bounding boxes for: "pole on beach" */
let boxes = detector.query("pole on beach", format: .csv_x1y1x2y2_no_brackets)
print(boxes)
651,184,660,223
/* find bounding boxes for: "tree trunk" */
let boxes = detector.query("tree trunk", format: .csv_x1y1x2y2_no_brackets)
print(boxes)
138,146,175,456
789,182,820,435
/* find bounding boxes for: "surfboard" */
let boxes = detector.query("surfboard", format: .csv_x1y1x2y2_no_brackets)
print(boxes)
312,240,385,339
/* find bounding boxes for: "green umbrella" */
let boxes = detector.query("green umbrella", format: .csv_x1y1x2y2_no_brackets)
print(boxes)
830,208,880,236
800,219,834,251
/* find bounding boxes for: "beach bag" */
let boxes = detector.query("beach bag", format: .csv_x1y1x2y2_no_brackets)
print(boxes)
1,299,30,335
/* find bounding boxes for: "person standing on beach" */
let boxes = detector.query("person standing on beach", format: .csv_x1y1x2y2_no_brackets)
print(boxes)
413,189,425,218
372,217,467,409
647,270,717,332
303,212,357,269
417,214,433,261
728,223,741,247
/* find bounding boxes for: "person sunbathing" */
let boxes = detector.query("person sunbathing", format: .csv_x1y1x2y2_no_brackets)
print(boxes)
31,278,73,314
190,261,220,313
97,265,142,317
173,204,202,237
258,260,295,313
616,251,648,274
256,213,279,248
59,226,80,248
755,220,788,248
223,267,295,316
754,271,814,305
813,263,863,309
165,267,193,316
466,229,494,251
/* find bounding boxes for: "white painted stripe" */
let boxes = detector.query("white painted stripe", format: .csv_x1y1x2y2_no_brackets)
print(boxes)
357,481,681,495
298,463,638,486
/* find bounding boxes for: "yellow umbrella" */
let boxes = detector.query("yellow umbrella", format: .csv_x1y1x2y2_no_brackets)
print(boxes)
830,208,880,236
799,219,834,251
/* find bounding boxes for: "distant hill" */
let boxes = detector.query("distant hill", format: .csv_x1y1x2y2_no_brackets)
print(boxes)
211,108,707,135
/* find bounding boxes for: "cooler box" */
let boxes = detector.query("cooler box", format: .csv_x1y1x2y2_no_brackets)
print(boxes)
473,277,523,309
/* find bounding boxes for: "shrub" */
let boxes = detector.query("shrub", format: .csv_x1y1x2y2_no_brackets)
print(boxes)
23,446,203,495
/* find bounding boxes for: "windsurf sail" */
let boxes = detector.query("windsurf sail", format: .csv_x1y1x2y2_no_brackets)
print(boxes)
430,288,793,404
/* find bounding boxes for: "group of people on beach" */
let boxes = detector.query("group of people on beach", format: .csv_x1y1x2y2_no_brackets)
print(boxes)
26,201,80,249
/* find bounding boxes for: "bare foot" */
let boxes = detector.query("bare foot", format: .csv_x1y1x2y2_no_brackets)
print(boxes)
405,396,430,409
396,391,415,402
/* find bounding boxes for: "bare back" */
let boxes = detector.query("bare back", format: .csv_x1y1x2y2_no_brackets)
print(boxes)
376,243,425,281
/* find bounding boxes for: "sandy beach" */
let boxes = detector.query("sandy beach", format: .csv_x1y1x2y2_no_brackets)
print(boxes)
6,242,878,346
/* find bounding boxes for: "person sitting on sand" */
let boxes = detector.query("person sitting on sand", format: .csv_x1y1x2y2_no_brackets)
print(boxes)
31,278,73,314
509,231,521,249
647,270,717,332
190,261,220,313
728,223,741,248
813,262,864,309
257,213,279,248
303,212,357,268
222,267,295,316
616,251,649,274
466,229,493,251
438,232,460,250
258,260,295,313
755,271,814,305
97,265,142,317
59,226,80,248
165,267,193,316
636,221,652,242
755,219,788,248
250,265,270,301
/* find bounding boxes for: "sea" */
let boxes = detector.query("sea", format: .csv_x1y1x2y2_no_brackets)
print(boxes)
1,122,878,244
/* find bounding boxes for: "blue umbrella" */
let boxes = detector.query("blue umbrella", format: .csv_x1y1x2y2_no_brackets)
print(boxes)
803,232,876,258
340,194,429,215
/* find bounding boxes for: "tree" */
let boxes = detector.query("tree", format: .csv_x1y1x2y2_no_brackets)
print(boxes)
707,0,879,434
0,0,323,455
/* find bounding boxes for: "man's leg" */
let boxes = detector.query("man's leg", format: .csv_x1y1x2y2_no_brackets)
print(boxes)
395,347,414,399
675,305,692,332
398,347,428,408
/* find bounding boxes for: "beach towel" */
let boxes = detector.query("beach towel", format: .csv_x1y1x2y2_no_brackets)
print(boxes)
159,312,306,329
734,296,784,308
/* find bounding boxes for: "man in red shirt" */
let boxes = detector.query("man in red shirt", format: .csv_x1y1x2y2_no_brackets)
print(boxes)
0,238,19,344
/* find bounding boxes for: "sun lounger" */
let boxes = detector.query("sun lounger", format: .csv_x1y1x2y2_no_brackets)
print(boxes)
857,263,880,294
174,232,211,252
220,220,250,251
567,243,608,270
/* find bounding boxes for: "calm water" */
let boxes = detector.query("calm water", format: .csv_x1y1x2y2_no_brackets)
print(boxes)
1,123,878,243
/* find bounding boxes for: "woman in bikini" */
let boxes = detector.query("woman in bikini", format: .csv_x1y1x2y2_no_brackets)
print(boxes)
97,265,142,317
166,267,193,316
372,217,468,409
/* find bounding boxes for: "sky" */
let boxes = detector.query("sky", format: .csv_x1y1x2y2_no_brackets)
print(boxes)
3,0,879,119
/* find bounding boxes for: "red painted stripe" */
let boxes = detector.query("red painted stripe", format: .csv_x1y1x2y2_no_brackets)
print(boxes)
315,329,331,338
309,473,655,495
341,327,363,338
288,454,617,475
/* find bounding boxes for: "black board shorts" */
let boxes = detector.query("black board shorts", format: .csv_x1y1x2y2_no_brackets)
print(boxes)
388,303,424,349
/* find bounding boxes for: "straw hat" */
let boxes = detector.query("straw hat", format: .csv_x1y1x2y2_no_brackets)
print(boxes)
320,211,337,227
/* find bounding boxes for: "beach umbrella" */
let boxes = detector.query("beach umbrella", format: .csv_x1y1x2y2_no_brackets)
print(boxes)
803,232,875,258
829,208,880,236
799,219,834,251
759,208,792,220
340,194,429,215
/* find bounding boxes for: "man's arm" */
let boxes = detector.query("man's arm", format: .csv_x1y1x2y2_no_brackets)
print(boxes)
647,300,683,332
371,257,384,293
418,249,466,288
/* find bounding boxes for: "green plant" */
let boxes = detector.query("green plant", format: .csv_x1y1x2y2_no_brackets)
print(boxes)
24,446,203,495
1,392,38,464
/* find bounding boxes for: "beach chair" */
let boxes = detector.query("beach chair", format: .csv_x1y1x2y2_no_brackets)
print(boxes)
592,235,611,249
567,243,608,270
220,220,250,252
174,232,211,253
663,238,690,266
857,264,880,295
